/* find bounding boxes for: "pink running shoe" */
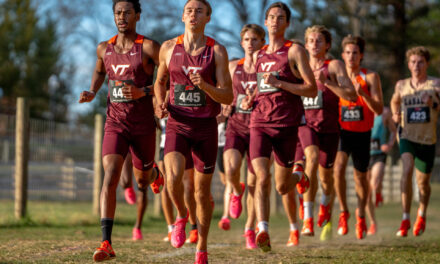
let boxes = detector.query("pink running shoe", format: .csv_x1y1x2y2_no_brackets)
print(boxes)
171,216,188,248
194,251,208,264
124,187,136,205
132,227,143,240
218,217,230,231
229,183,245,219
244,229,257,249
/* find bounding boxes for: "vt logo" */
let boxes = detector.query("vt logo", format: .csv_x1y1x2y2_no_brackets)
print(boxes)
182,66,202,75
241,81,257,90
260,62,276,72
111,64,130,75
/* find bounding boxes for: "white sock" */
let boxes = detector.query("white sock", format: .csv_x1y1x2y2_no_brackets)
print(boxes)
418,209,425,218
320,194,331,206
233,191,240,196
257,221,269,232
304,201,314,219
290,223,298,231
402,212,410,220
168,225,174,233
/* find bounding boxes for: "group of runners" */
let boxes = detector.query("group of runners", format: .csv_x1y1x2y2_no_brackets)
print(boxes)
78,0,440,263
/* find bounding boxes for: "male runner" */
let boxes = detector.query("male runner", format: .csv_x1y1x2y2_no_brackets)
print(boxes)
222,24,266,249
79,0,163,262
154,0,233,262
391,46,440,237
298,26,356,240
365,106,396,235
334,35,383,239
246,2,316,252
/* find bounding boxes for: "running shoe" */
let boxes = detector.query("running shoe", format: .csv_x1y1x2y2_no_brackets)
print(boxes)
218,217,230,231
301,217,314,236
171,216,188,248
298,195,304,220
194,251,208,264
256,230,271,252
163,231,172,242
286,230,299,246
186,229,198,244
244,229,257,249
413,215,426,236
320,221,332,241
124,187,136,205
132,227,143,240
396,219,410,237
150,163,164,194
367,223,376,236
317,204,331,228
337,211,350,236
229,182,245,219
294,163,309,194
355,211,367,240
93,240,115,262
375,192,383,207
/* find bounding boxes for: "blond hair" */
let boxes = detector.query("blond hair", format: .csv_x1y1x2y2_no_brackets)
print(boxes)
305,25,332,51
240,24,265,40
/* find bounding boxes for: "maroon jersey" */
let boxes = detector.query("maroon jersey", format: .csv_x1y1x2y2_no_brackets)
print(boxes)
168,35,220,118
228,58,256,132
103,34,155,135
301,60,339,133
251,40,304,128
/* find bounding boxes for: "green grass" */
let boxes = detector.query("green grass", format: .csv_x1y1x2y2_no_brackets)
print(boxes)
1,185,440,263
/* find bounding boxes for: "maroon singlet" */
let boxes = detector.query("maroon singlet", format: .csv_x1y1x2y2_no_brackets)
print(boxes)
301,60,340,133
168,35,220,118
251,40,304,128
103,34,155,134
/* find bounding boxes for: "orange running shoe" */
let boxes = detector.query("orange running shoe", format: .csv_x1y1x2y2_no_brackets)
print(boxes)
317,204,331,228
93,240,115,262
294,163,309,194
375,192,383,207
186,229,198,244
298,195,304,220
396,219,410,237
124,187,136,205
229,182,245,219
413,215,426,236
256,230,271,252
337,211,350,236
301,217,314,236
150,163,164,194
286,230,299,247
367,223,376,235
194,251,208,264
218,217,230,231
355,211,367,240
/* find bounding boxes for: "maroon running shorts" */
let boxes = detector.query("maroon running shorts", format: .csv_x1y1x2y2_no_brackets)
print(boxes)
298,125,339,168
224,124,255,175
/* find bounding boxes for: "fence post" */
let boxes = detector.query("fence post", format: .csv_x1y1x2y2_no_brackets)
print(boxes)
14,97,29,219
93,114,104,216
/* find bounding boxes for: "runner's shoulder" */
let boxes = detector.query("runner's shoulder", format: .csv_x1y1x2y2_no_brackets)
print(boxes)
161,38,177,52
96,41,109,58
142,36,161,50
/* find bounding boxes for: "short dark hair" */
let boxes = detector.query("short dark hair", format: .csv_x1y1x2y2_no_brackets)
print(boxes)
112,0,141,14
184,0,212,16
342,35,365,54
265,2,291,23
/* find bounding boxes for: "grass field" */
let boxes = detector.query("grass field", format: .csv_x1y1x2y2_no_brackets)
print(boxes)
1,185,440,263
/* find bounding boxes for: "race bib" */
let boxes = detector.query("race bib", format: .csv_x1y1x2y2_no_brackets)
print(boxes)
257,72,280,93
236,94,252,114
174,84,206,107
341,106,364,122
109,80,135,103
407,107,430,124
370,138,380,151
302,90,323,110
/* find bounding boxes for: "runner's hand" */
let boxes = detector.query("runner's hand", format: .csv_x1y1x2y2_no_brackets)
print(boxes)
354,82,365,97
392,111,401,124
263,73,278,87
189,73,207,90
381,144,391,153
155,101,168,119
222,105,233,116
122,83,146,100
78,91,95,103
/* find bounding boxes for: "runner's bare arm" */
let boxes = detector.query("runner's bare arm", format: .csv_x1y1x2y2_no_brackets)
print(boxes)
262,44,317,97
324,60,357,101
382,107,397,151
191,43,233,104
222,60,239,115
358,71,383,115
79,42,107,103
390,80,403,124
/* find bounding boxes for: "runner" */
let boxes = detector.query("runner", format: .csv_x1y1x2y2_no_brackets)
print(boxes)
222,24,265,249
391,46,440,237
154,0,233,262
365,106,396,235
246,2,316,252
334,35,383,240
78,0,163,262
298,26,356,241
